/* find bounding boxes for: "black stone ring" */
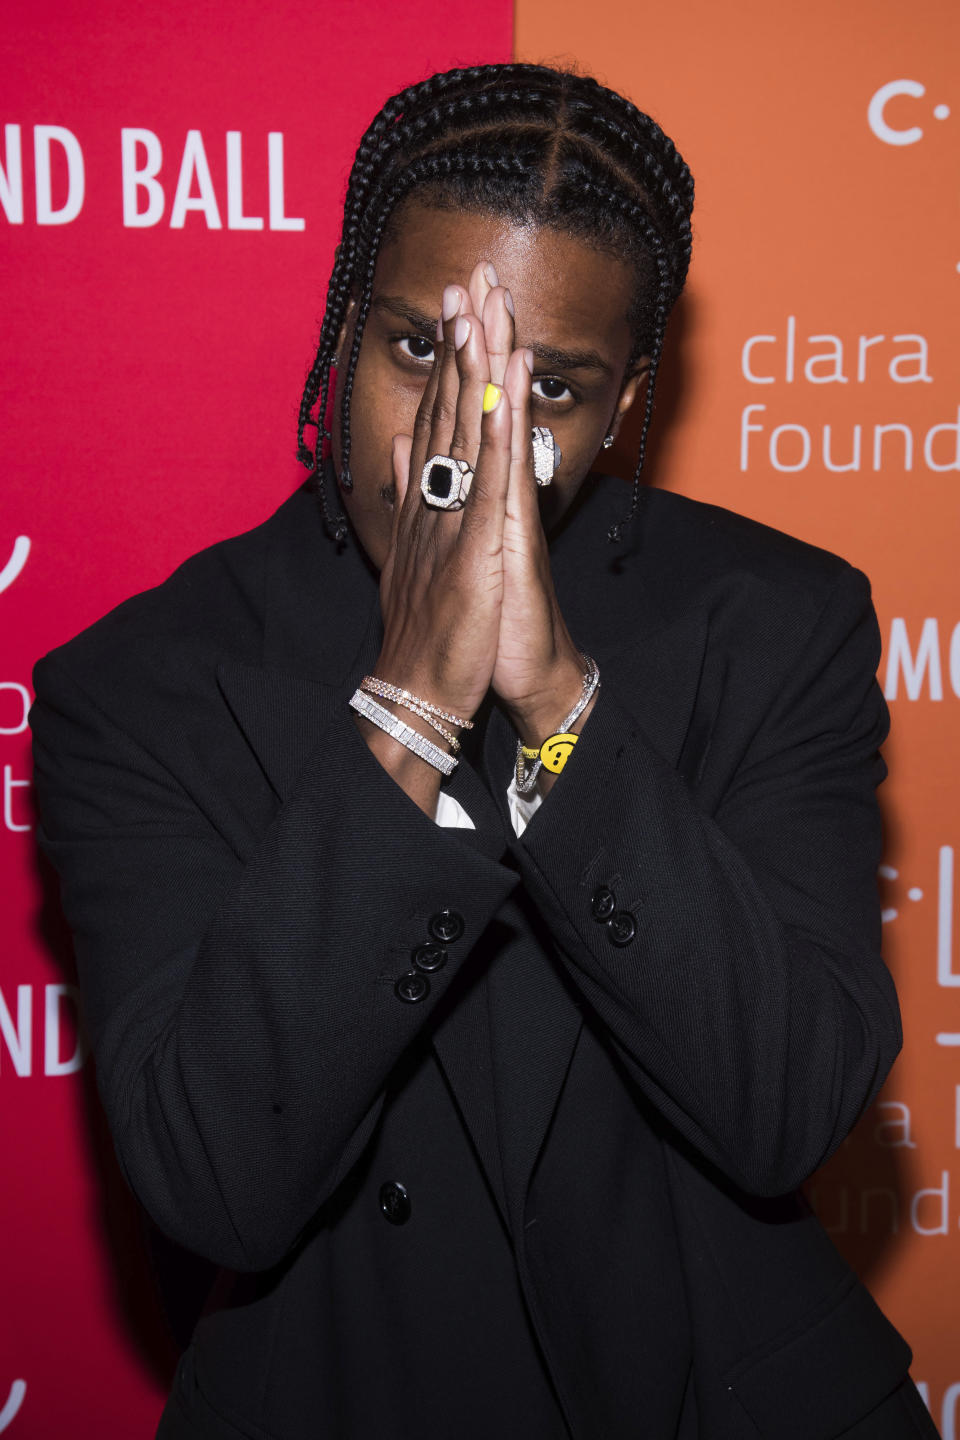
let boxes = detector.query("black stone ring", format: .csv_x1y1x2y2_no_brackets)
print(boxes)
420,454,474,510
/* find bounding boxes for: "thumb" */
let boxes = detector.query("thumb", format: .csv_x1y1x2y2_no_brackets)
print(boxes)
381,433,413,604
393,432,414,513
390,432,415,548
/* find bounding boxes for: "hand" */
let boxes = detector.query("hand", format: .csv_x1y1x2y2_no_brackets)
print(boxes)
365,269,513,812
366,263,591,814
464,268,589,753
377,272,515,720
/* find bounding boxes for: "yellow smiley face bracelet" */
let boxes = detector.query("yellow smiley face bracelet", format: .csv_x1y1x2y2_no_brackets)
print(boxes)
514,655,599,794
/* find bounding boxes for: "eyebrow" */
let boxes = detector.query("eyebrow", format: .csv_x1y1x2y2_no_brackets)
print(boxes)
372,296,437,339
372,294,614,376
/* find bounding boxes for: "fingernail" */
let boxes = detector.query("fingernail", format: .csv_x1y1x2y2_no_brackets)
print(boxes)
442,285,461,321
483,383,502,412
455,317,471,350
503,289,515,317
484,262,499,287
522,348,534,374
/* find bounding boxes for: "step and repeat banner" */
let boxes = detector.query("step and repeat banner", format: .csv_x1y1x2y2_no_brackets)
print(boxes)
515,0,960,1429
2,0,956,1433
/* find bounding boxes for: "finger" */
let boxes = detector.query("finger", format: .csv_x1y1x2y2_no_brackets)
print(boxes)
448,300,491,465
424,282,494,545
427,283,468,457
392,432,413,530
379,434,410,605
467,260,498,330
409,283,471,550
404,288,461,547
393,428,437,588
386,432,420,591
458,372,511,555
504,347,538,528
406,324,445,511
481,286,515,388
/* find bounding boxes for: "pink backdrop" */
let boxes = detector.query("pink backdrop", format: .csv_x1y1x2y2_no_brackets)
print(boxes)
1,4,511,1433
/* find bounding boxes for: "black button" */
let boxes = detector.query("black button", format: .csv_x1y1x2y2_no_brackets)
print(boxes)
428,908,465,943
590,885,617,922
412,942,447,973
395,971,430,1003
607,911,637,946
379,1181,411,1225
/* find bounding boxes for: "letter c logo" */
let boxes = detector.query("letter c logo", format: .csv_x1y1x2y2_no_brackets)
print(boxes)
0,1381,26,1433
0,538,30,596
868,79,925,145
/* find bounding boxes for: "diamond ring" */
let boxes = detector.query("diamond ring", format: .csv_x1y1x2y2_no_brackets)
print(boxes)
531,426,562,486
420,454,475,510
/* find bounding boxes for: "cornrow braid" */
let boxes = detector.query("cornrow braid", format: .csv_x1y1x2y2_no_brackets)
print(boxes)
571,180,674,540
295,70,564,489
297,63,694,545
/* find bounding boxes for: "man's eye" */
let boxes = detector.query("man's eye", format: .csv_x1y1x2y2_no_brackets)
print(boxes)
397,335,436,362
532,376,572,403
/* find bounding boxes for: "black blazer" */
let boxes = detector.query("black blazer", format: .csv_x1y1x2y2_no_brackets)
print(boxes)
31,475,916,1439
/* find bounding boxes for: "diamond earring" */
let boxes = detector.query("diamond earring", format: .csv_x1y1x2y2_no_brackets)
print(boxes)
602,434,615,449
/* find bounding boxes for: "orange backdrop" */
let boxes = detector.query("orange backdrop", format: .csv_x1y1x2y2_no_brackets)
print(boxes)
515,0,960,1426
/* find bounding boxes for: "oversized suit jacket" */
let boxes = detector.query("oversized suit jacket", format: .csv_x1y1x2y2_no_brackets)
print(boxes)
31,475,913,1439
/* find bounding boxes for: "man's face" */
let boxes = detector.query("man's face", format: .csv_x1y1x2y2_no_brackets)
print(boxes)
331,201,645,570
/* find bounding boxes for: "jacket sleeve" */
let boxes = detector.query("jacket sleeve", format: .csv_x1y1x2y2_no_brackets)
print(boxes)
31,656,518,1271
514,565,898,1198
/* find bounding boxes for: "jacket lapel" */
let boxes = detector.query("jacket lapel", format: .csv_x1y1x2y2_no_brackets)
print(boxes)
217,650,519,1229
215,485,383,797
211,480,713,1236
477,604,708,1230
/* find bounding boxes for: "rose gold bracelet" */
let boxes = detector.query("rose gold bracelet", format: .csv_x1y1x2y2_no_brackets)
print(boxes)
360,676,474,732
360,679,464,751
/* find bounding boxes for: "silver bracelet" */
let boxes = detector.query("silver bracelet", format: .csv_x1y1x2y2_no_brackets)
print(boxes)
350,690,458,777
514,655,600,795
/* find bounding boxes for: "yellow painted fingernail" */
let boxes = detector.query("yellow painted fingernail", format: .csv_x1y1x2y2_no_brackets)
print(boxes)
483,383,502,412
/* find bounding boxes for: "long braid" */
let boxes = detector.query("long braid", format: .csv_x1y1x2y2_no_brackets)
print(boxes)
565,178,674,540
297,64,695,546
613,251,670,544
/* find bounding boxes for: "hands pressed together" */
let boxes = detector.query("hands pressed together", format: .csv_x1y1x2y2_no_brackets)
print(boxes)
363,260,596,815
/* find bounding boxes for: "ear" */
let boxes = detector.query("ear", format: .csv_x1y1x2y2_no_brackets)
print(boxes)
606,356,651,442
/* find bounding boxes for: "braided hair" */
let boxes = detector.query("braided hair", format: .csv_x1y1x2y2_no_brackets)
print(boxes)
297,63,694,545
